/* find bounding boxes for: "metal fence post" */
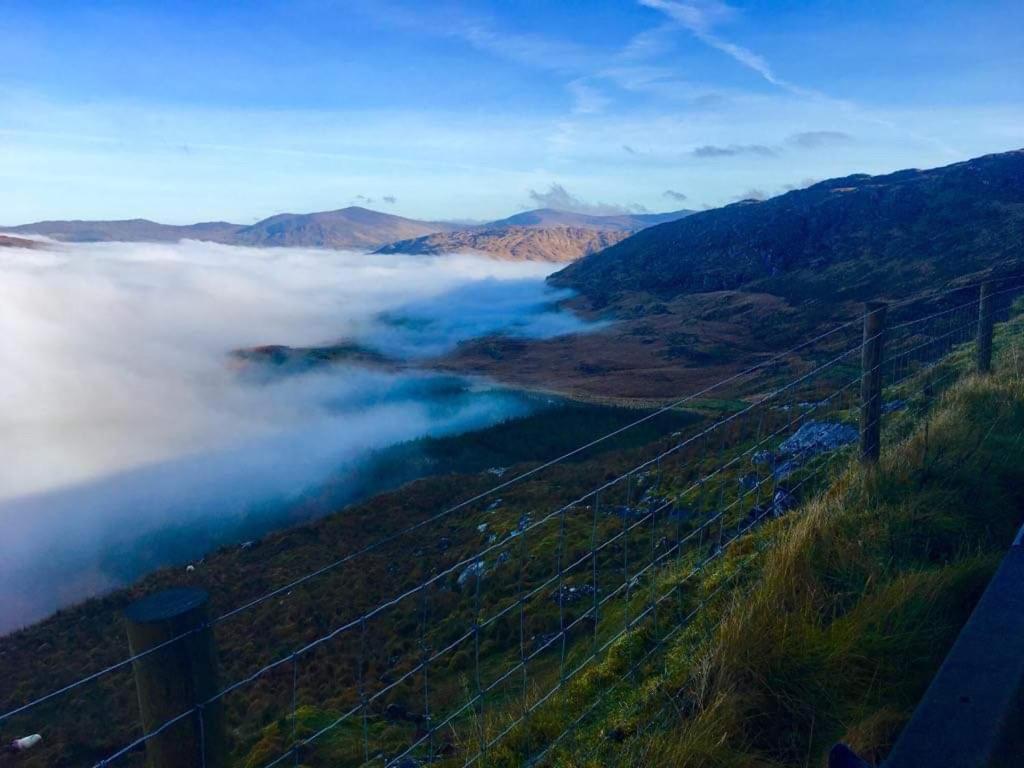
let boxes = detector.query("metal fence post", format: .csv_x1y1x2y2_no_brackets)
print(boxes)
977,281,994,374
124,587,226,768
860,302,887,464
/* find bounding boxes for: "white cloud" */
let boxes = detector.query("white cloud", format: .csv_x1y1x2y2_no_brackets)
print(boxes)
526,183,647,215
0,239,589,628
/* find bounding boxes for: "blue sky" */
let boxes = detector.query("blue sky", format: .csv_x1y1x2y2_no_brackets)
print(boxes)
2,0,1022,224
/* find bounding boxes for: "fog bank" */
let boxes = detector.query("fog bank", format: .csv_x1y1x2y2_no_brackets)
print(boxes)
0,238,585,630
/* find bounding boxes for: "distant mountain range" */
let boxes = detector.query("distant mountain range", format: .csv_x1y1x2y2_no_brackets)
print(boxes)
3,206,692,262
3,207,457,252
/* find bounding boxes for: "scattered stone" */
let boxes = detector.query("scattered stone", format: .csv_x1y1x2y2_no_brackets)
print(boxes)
487,533,498,545
457,560,486,587
496,551,511,565
551,583,596,605
384,703,423,725
773,460,798,480
530,632,560,655
752,449,774,465
779,421,857,458
772,489,796,515
486,499,504,512
486,467,507,478
476,523,488,534
738,473,759,491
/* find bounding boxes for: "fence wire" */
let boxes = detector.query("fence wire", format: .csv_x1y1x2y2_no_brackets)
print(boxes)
3,277,1024,768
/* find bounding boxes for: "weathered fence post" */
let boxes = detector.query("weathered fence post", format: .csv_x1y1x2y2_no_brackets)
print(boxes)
977,281,994,374
125,587,226,768
860,302,887,464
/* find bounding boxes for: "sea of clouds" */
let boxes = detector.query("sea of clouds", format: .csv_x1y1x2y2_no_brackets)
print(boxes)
0,238,586,630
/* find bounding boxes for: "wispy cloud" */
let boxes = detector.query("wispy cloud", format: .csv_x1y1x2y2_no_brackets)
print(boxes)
663,189,688,201
692,143,777,158
567,79,611,115
787,130,854,148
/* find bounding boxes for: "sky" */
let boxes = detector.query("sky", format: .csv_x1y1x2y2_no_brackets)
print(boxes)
2,0,1023,224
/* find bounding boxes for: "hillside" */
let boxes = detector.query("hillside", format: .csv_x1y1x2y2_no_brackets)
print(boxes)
486,207,693,232
3,218,242,244
3,282,1016,768
228,206,456,249
374,225,633,262
553,149,1024,304
0,234,43,249
377,208,693,263
440,150,1024,400
516,358,1024,766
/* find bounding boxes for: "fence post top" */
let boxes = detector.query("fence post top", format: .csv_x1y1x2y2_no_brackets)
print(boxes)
125,587,209,625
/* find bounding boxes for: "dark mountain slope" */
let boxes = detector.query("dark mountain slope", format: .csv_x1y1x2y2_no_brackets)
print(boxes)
552,150,1024,304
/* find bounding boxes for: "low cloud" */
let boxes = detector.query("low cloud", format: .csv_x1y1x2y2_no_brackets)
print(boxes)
382,195,397,204
735,188,768,201
526,183,647,215
692,143,777,158
787,130,853,149
663,189,688,202
623,144,638,155
0,238,587,629
782,177,820,191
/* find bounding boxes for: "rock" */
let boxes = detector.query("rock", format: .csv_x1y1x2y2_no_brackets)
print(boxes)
738,472,759,491
477,523,488,534
772,489,796,515
486,498,504,512
752,449,774,465
457,560,486,587
779,421,857,458
530,632,560,654
773,459,798,480
497,551,511,565
486,467,507,478
551,583,596,605
384,703,423,724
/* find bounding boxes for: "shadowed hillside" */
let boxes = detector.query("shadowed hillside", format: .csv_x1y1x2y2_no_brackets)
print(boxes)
553,150,1024,305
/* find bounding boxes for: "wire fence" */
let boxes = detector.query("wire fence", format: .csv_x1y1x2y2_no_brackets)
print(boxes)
3,276,1024,768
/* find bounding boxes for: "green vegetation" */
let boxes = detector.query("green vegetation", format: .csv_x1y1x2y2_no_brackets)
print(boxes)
484,327,1024,766
3,305,1021,768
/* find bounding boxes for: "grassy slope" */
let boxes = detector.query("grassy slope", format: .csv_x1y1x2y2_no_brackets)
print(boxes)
517,334,1024,766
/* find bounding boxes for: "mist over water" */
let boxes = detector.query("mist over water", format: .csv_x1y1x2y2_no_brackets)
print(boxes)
0,238,587,631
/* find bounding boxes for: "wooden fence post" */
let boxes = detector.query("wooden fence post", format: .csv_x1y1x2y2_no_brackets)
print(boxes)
125,587,226,768
860,302,887,464
977,281,994,374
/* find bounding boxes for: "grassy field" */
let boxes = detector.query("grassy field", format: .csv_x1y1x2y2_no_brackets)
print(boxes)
483,325,1024,767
